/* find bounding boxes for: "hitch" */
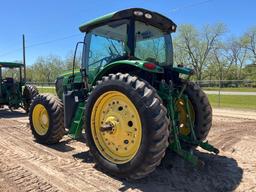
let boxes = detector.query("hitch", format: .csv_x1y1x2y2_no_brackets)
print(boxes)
158,75,219,167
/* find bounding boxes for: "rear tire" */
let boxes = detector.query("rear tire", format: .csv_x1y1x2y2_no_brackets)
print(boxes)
184,82,212,141
29,94,65,144
85,73,170,180
23,85,39,113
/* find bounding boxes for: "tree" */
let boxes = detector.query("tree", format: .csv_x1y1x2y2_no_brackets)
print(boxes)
228,37,248,79
31,55,64,82
243,64,256,82
174,23,227,80
64,50,83,71
242,27,256,63
206,38,249,82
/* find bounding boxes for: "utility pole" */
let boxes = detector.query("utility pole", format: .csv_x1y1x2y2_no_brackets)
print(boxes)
22,34,26,81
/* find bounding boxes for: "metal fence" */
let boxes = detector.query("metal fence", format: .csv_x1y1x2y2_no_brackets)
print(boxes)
28,82,55,87
194,80,256,88
28,80,256,90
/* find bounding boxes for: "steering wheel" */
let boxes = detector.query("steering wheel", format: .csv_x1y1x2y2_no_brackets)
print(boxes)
89,52,121,69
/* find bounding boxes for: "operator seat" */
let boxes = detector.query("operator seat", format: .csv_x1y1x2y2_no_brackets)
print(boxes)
4,77,17,94
4,77,14,84
0,80,3,98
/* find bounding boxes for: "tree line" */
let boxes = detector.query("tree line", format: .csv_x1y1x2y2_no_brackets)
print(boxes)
174,24,256,81
9,23,256,83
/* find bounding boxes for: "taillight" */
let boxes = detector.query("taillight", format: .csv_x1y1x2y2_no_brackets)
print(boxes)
143,63,156,70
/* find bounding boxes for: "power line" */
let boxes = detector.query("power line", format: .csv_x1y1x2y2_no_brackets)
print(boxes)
0,1,216,58
26,33,81,48
170,0,215,13
0,33,81,58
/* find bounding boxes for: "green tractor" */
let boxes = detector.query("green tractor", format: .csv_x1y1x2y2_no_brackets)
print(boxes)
29,8,218,179
0,61,38,112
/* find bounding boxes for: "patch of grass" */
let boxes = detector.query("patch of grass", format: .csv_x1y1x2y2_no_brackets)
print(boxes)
203,87,256,92
208,94,256,110
38,87,56,95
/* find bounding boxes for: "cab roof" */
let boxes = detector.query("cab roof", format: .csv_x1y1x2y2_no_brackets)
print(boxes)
0,62,24,68
79,8,177,33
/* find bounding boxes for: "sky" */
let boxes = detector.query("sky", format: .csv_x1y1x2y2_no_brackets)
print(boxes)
0,0,255,65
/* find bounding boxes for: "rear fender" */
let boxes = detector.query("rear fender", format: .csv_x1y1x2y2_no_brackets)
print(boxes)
90,60,164,85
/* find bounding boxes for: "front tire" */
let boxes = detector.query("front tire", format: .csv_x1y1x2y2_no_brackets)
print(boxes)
85,73,170,179
29,94,65,144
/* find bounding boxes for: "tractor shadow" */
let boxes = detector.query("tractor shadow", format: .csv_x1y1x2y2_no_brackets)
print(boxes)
75,149,243,192
47,139,76,152
118,150,243,192
73,150,94,163
47,134,87,153
0,108,27,118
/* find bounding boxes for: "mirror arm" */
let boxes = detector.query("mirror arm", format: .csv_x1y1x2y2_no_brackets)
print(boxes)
72,42,84,78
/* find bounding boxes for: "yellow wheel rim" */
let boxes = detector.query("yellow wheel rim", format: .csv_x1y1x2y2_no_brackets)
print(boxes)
91,91,142,164
176,98,195,136
32,104,49,136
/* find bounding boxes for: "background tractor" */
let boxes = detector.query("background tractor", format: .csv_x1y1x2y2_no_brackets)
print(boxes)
0,36,38,112
29,8,219,179
0,62,38,112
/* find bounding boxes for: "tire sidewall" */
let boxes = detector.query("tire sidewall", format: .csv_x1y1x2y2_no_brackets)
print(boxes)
29,96,55,142
86,78,156,175
184,82,212,140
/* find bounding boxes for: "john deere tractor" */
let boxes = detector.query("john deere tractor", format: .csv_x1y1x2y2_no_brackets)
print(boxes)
0,61,38,112
29,8,219,179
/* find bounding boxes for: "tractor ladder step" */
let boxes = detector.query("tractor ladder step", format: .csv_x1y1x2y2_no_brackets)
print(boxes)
68,102,85,139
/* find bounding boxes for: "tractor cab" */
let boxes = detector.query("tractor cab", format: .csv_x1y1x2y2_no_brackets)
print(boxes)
0,62,24,104
0,61,38,111
79,8,177,84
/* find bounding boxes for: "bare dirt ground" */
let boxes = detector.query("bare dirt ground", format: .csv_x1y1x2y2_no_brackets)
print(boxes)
0,108,255,192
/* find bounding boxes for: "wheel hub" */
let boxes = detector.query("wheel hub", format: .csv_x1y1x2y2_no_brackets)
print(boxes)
176,98,195,135
41,114,49,125
32,104,49,136
91,91,142,164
